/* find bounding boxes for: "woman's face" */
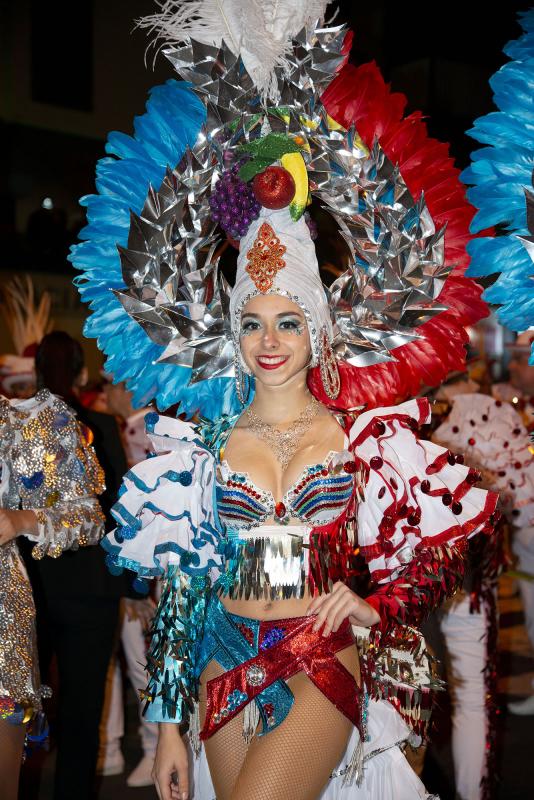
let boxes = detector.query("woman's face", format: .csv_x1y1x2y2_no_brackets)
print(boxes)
239,294,312,387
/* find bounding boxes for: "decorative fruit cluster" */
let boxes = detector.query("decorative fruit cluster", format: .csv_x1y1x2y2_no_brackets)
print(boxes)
209,164,261,240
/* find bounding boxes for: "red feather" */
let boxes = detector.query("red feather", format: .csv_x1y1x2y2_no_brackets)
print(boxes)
309,62,492,409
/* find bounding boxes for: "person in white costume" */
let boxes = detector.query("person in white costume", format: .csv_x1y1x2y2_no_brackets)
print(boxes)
98,381,159,786
432,381,534,800
492,332,534,715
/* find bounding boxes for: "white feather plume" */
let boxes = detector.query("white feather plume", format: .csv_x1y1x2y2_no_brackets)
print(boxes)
137,0,332,102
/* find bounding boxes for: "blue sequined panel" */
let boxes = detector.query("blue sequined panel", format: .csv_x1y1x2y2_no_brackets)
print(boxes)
216,451,355,530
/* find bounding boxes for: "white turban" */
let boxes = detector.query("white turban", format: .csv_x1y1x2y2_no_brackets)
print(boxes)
229,206,333,365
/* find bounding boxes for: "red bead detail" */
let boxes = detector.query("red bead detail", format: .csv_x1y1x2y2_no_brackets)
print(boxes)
369,456,383,470
321,468,328,476
466,472,478,485
274,502,286,518
514,461,522,470
498,470,506,477
378,486,386,499
447,453,456,465
452,501,463,515
372,420,386,438
408,510,421,526
452,426,459,433
381,515,395,535
390,477,398,490
482,414,488,422
513,428,521,436
503,441,509,449
495,400,502,407
455,454,464,464
469,419,476,426
510,481,516,490
468,437,476,446
420,480,431,494
343,460,357,473
442,492,452,506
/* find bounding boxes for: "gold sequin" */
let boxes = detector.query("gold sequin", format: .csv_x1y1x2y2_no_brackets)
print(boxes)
0,542,42,712
0,390,105,715
245,222,286,293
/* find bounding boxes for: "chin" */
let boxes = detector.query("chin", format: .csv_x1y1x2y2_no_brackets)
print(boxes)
252,365,308,388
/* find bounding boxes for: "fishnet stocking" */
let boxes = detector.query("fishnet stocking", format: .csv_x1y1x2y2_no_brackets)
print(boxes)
200,645,359,800
0,717,26,800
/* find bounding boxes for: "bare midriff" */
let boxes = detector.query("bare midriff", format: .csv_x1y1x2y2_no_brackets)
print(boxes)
221,591,314,621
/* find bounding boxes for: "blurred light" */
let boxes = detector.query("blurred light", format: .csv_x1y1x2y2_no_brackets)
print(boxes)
42,197,54,209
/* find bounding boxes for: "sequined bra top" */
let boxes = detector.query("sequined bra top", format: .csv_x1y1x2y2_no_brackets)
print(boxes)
216,449,356,530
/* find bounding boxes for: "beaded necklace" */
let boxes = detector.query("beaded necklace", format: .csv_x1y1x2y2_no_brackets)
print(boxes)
245,396,320,470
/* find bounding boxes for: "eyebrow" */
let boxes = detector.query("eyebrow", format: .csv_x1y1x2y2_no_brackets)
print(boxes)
241,311,304,320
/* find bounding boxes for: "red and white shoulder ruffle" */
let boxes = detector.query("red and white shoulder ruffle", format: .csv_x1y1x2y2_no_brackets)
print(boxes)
350,398,499,584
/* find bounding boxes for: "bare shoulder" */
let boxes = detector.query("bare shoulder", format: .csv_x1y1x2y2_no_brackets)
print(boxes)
308,404,346,448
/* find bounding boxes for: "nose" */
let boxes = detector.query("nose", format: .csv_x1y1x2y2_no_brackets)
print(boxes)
261,323,280,350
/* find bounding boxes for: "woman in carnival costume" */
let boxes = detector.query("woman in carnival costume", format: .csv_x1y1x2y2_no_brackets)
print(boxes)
461,8,534,720
71,2,500,798
0,385,105,798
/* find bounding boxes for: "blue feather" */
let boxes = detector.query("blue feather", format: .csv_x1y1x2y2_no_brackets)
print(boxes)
462,10,534,350
70,79,243,420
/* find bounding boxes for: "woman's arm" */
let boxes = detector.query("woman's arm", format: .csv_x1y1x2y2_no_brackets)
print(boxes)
349,399,498,635
7,394,105,556
153,723,189,800
0,509,38,545
17,415,105,558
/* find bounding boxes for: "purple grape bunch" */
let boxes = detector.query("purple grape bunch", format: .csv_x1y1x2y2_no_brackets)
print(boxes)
209,164,261,240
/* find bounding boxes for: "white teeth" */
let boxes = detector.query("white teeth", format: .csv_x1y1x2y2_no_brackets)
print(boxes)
257,355,287,364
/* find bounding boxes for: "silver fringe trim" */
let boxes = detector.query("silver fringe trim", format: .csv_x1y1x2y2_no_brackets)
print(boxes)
342,732,364,787
242,699,260,744
188,700,201,758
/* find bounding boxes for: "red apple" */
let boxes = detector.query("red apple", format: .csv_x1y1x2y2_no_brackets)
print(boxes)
252,166,295,209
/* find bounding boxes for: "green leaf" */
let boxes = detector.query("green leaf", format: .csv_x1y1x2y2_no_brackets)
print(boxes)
238,158,272,182
238,133,300,162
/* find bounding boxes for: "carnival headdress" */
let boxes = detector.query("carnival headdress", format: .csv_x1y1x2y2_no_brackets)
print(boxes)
462,9,534,362
71,0,489,420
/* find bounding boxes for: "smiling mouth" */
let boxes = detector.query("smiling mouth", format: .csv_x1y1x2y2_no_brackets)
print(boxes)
255,355,290,370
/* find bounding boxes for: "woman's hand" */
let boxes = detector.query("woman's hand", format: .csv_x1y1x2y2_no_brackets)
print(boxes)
0,509,38,546
306,581,380,635
153,723,189,800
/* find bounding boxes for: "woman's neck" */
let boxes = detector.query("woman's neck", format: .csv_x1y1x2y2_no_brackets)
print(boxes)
248,371,314,426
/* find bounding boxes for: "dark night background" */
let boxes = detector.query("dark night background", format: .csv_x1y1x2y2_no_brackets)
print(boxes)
0,0,529,277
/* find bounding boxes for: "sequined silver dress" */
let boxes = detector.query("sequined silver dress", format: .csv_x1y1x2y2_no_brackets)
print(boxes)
0,389,104,718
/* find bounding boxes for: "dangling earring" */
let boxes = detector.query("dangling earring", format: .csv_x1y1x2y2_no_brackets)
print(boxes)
234,354,250,405
319,328,340,401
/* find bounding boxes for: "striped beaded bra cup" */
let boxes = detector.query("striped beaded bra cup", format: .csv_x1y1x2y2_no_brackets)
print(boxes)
216,448,357,529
